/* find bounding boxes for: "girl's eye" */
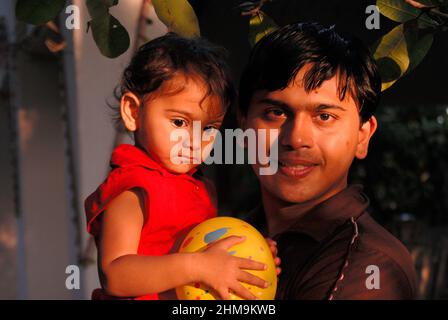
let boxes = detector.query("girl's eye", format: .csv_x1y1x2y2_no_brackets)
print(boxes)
204,126,218,133
172,119,187,128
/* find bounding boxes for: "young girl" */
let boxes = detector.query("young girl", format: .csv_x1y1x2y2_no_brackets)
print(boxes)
85,33,279,300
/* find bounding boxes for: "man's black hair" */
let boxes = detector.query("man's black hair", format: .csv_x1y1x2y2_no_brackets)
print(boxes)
238,22,381,123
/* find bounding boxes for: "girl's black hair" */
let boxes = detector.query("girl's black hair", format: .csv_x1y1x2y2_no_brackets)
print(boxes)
111,32,235,129
238,22,382,123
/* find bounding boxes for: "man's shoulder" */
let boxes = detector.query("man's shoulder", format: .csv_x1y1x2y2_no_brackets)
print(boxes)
288,212,417,299
345,212,417,298
356,213,415,276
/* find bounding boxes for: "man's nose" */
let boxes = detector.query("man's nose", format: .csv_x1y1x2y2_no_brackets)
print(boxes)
280,114,314,150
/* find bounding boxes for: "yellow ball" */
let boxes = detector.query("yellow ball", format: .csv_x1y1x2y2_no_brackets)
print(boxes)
176,216,277,300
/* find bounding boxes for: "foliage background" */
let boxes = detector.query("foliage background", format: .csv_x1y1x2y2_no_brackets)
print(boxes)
14,0,448,224
185,0,448,227
11,0,448,299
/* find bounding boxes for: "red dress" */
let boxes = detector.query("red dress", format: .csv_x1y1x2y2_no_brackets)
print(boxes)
85,144,217,300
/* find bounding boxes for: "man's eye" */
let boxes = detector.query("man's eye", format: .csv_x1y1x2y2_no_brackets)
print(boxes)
319,113,333,121
266,108,286,118
172,119,187,128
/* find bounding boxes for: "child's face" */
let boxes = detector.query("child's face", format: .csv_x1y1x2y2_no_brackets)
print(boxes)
240,64,377,207
122,74,226,174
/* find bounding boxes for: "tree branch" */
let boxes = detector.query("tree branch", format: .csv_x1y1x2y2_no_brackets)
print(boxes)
405,0,448,21
241,0,269,16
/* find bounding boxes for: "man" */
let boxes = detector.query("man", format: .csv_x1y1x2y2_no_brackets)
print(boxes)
238,22,417,299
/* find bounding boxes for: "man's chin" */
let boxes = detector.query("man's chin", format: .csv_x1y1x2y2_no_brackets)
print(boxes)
262,183,317,205
261,176,348,207
274,190,319,205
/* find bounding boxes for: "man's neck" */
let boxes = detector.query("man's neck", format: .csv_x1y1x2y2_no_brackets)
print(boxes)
261,189,312,238
261,182,348,238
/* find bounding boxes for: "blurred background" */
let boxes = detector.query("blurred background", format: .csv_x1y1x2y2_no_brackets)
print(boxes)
0,0,447,299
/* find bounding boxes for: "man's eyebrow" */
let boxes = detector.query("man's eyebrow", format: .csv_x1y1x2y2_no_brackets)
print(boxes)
315,104,347,112
258,98,290,109
258,98,347,112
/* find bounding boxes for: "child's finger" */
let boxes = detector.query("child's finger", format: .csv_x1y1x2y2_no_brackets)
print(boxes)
231,282,257,300
276,267,281,275
269,244,278,256
212,235,246,250
216,288,231,300
238,270,268,289
235,256,266,271
274,256,281,266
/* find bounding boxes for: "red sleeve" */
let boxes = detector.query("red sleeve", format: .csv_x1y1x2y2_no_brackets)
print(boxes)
84,167,152,237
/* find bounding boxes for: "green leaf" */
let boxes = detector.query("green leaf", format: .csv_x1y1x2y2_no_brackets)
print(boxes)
152,0,200,38
89,14,130,58
238,1,259,13
16,0,66,25
86,0,119,20
405,33,434,74
86,0,130,58
248,11,278,47
376,57,403,83
375,20,433,90
377,0,439,28
373,23,412,91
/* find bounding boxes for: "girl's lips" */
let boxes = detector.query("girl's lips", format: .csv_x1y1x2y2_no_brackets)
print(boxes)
278,161,316,179
175,155,201,164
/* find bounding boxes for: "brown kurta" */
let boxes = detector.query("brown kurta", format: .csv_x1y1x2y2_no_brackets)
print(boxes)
247,185,417,300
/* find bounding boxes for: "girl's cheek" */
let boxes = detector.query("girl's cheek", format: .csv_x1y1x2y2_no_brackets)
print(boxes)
200,137,217,161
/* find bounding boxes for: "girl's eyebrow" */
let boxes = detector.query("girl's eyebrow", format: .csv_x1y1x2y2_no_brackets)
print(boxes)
165,108,194,117
207,119,223,126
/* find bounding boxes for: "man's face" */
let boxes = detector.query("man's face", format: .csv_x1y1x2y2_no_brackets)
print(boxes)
241,65,377,206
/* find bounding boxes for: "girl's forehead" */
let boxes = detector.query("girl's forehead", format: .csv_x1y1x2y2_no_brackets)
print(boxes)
147,73,226,118
147,73,207,101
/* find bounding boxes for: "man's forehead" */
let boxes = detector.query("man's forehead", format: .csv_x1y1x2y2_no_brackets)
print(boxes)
252,77,356,108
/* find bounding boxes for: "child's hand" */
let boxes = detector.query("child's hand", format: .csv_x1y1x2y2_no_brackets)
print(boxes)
265,238,281,276
194,236,268,300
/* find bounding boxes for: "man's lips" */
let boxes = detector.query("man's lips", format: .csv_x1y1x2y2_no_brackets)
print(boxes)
278,159,318,178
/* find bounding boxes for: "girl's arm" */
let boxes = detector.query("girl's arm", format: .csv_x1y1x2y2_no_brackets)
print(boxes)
98,189,267,299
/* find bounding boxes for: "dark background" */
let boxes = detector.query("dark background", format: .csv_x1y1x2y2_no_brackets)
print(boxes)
191,0,448,299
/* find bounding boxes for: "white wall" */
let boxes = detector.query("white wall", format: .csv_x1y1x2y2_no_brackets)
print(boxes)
0,0,167,299
68,0,167,299
0,1,18,299
2,0,78,299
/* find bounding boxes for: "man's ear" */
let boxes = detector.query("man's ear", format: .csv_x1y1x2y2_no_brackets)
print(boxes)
356,116,377,159
120,92,141,132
